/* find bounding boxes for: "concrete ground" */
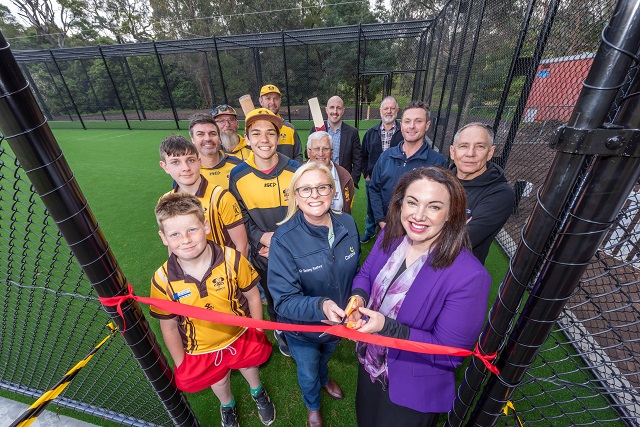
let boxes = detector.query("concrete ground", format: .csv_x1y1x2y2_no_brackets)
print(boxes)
0,396,98,427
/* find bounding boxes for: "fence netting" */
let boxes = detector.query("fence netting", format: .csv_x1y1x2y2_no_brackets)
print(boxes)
0,136,175,426
3,0,640,425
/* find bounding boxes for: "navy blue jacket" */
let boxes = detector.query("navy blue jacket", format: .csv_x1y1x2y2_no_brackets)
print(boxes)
369,141,448,223
361,121,403,179
268,209,360,342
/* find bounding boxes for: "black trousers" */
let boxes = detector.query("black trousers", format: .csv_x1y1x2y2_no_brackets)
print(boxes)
356,364,440,427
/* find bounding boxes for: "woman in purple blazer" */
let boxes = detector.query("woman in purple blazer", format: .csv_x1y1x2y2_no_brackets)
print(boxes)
349,166,491,427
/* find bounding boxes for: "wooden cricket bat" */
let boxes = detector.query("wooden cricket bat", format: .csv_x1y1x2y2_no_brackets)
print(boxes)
308,97,326,131
239,94,255,115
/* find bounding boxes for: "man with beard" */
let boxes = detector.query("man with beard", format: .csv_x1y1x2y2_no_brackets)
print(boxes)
359,97,404,243
211,104,253,161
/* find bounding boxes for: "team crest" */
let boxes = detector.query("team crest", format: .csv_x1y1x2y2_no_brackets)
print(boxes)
345,188,350,202
283,188,291,202
212,277,225,291
233,203,241,215
280,133,286,141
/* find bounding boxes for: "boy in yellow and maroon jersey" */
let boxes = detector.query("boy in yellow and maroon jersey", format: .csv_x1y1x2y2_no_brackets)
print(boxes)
150,193,275,427
229,108,300,357
159,135,248,257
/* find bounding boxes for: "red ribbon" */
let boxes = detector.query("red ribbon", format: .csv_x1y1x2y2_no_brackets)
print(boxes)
315,125,327,131
99,284,499,374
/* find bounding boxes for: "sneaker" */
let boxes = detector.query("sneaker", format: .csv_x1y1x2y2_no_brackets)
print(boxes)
359,232,375,244
274,330,291,357
220,405,239,427
252,388,276,425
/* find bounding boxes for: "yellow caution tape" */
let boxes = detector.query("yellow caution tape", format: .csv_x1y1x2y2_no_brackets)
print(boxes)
10,323,118,427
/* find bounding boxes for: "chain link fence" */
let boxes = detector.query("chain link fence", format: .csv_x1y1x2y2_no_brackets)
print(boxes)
3,0,640,425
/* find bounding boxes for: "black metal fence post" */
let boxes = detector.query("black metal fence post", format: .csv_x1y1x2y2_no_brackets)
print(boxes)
281,31,292,122
20,64,52,120
492,0,537,134
447,0,640,424
99,47,131,130
153,41,180,130
0,30,199,427
50,51,85,129
213,37,228,105
494,0,560,167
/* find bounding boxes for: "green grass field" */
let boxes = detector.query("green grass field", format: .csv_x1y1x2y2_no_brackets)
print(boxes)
47,127,509,426
0,126,625,426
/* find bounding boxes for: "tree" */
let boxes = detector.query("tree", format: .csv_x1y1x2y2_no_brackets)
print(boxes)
9,0,88,47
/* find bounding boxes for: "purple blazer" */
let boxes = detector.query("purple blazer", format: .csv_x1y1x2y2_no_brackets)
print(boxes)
352,235,491,413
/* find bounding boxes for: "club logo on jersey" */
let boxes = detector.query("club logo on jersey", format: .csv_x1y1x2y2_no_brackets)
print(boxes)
173,289,192,300
265,182,277,187
233,203,241,215
280,133,286,141
283,188,290,201
205,303,214,310
212,277,226,291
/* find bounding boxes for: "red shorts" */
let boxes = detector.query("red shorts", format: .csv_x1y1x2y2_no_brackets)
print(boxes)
174,328,271,393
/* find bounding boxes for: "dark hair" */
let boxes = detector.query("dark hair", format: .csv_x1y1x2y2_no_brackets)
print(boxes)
159,135,199,160
188,113,220,137
402,100,431,120
381,166,470,269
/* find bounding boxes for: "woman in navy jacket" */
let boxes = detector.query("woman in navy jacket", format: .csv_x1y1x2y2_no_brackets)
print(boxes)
349,166,491,427
268,162,360,427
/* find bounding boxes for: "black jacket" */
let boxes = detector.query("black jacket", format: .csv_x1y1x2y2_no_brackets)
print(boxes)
361,121,403,178
311,121,363,186
454,162,515,264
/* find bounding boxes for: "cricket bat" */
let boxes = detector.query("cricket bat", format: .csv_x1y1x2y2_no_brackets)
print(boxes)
308,97,326,131
239,94,255,115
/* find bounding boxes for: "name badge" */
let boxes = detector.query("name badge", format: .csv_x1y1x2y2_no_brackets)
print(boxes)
173,289,192,300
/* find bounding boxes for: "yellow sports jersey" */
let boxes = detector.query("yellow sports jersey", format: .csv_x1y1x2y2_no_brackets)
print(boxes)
150,242,260,353
201,153,242,189
164,176,243,248
277,119,302,162
227,135,252,161
228,153,299,270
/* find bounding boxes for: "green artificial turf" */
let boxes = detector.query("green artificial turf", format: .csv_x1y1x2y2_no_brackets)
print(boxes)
0,127,623,426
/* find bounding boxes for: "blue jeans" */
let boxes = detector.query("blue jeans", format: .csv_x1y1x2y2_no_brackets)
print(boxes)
364,180,377,237
284,332,338,410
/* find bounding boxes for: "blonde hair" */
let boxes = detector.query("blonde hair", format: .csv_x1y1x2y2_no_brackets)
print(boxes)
278,162,336,225
155,193,205,231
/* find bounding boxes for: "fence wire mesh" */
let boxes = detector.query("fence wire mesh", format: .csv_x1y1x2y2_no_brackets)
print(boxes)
0,138,175,426
3,0,640,425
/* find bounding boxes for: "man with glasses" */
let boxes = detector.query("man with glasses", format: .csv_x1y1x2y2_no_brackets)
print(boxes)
258,84,303,162
211,104,253,161
306,131,354,214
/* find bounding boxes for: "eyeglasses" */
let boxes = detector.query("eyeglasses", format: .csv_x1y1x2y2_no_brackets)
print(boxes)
210,105,237,116
215,118,238,125
295,184,333,198
308,147,332,153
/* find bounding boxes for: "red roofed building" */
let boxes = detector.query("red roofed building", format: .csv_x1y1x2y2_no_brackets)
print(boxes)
523,53,595,123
